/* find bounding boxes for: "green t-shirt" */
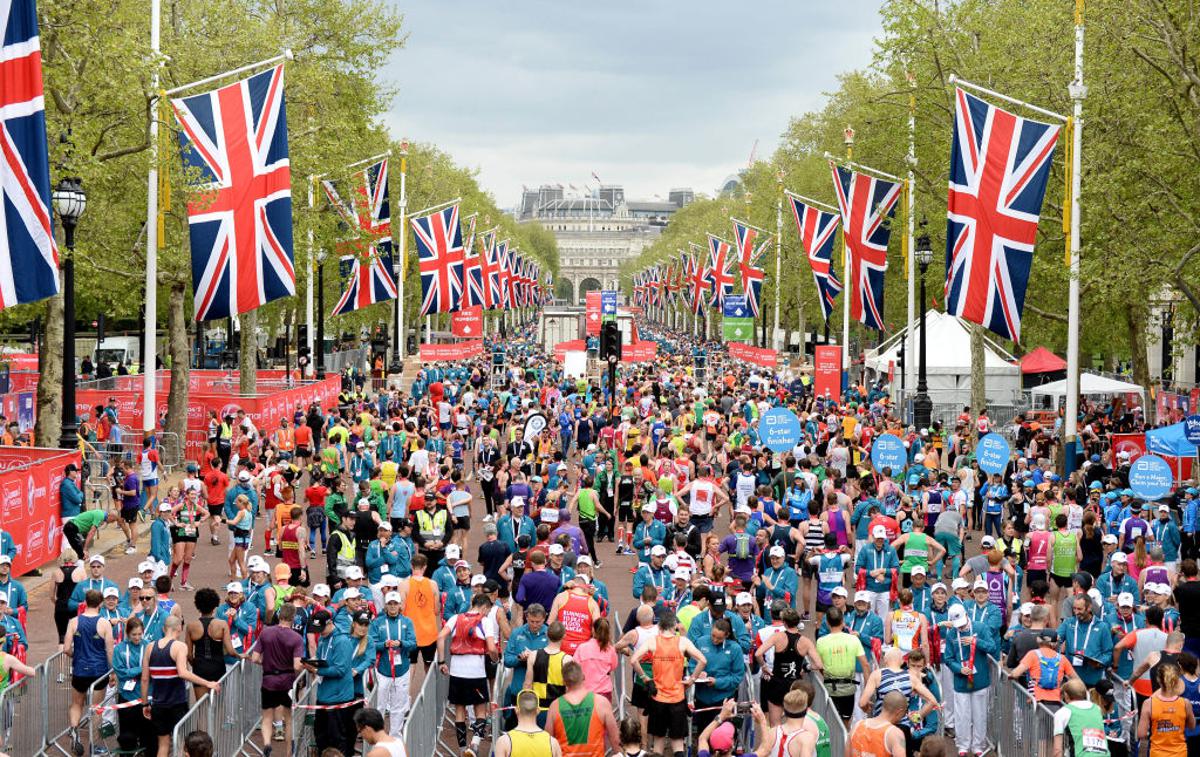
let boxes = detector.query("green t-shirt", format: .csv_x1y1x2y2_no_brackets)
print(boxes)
71,509,107,533
1051,530,1079,576
815,631,864,680
677,604,701,633
807,711,832,757
577,488,598,521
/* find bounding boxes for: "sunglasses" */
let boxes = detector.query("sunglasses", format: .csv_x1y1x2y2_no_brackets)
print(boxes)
140,596,155,602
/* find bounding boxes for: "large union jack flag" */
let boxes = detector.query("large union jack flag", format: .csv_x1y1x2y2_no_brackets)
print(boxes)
464,227,497,309
496,239,511,309
685,245,710,315
945,87,1061,341
732,219,767,317
787,193,842,321
705,234,735,309
173,64,295,321
0,0,59,310
323,158,396,316
410,203,465,315
831,163,900,330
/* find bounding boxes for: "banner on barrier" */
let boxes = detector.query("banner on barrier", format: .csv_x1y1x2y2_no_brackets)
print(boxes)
0,447,79,576
451,306,483,337
553,340,587,362
420,340,484,362
727,342,777,368
621,341,657,363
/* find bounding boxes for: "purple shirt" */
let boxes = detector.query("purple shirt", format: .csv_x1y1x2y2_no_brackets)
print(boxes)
551,523,586,555
515,567,561,611
719,533,760,581
259,624,304,692
1121,517,1150,550
121,473,140,510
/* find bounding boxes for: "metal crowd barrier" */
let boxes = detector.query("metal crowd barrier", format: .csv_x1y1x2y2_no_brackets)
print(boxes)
810,671,849,757
402,666,451,757
290,672,318,757
190,662,243,757
41,652,74,753
0,672,42,756
490,655,513,743
981,656,1072,757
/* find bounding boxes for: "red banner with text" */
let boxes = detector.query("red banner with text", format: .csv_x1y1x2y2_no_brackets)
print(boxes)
554,340,587,362
585,291,602,336
420,340,484,362
0,447,79,576
814,345,842,403
621,341,658,363
451,306,484,338
727,342,777,369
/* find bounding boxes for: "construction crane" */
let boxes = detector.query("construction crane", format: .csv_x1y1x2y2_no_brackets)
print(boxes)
747,138,759,168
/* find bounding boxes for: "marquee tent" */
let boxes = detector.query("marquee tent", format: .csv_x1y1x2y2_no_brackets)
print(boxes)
1020,346,1067,388
1029,372,1146,406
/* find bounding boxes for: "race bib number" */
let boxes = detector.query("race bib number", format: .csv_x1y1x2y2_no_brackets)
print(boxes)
1081,728,1107,752
123,680,137,692
380,565,390,574
1130,527,1142,539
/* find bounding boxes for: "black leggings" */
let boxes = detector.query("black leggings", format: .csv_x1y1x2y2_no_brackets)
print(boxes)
580,519,598,562
119,704,158,755
480,480,499,516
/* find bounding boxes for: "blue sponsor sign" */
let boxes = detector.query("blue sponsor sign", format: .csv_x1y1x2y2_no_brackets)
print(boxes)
1185,415,1200,445
723,295,748,318
977,433,1011,475
1129,454,1174,501
761,407,803,453
600,290,617,315
870,434,907,473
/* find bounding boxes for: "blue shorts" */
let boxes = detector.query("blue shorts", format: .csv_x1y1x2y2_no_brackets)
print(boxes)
143,478,159,488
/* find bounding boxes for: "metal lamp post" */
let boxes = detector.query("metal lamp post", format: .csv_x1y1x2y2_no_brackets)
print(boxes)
53,177,86,450
913,222,934,430
390,139,408,373
316,249,326,379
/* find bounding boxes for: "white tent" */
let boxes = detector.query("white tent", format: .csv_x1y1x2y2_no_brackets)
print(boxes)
1029,373,1146,404
863,309,1022,406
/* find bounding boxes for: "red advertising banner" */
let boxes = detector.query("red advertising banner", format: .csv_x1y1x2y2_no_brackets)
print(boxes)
1,353,38,371
814,345,842,402
727,342,777,368
621,341,658,363
0,447,80,576
585,291,602,336
451,306,483,337
1111,432,1194,480
553,340,587,362
420,340,484,362
1158,391,1191,425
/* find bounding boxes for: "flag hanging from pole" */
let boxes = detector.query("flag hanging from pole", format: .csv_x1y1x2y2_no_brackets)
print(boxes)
322,158,396,316
787,194,842,321
0,0,60,311
496,240,511,309
686,246,710,315
705,234,735,309
172,64,295,321
410,202,465,315
830,163,901,330
732,219,766,317
945,87,1061,341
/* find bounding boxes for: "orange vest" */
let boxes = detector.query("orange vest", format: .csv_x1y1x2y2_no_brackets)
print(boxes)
276,428,295,451
651,634,685,704
404,576,439,646
850,718,896,757
1150,694,1189,757
550,692,605,757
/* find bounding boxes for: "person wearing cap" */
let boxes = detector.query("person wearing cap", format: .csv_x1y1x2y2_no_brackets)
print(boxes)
1182,489,1200,562
216,581,256,663
413,490,451,572
442,560,475,621
306,608,358,755
149,499,174,571
688,591,752,655
854,524,900,620
366,590,417,735
757,545,799,620
364,520,400,591
60,462,85,520
325,505,358,587
1096,551,1138,606
332,585,372,634
1152,503,1183,572
633,502,668,567
95,586,127,642
1105,591,1145,681
690,616,747,735
733,590,766,639
964,575,1004,651
573,556,610,611
632,544,672,604
942,604,996,755
1146,580,1182,631
1058,591,1114,688
497,494,537,558
67,554,118,613
223,467,260,535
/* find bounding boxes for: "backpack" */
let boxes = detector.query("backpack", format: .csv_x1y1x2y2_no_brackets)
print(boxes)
734,531,751,560
1036,652,1061,691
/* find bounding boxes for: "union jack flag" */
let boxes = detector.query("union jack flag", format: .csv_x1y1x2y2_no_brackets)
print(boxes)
511,252,524,307
480,231,500,308
465,228,497,309
732,219,767,317
0,0,59,310
496,239,511,309
706,234,735,309
172,64,295,321
787,193,842,320
945,87,1061,341
410,203,465,315
323,158,396,316
685,245,710,315
831,163,901,330
632,272,646,307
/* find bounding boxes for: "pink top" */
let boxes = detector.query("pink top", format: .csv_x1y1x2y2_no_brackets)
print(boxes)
572,638,617,696
1026,530,1052,571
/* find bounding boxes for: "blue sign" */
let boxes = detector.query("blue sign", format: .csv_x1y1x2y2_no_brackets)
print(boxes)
870,434,907,473
1129,454,1174,501
1185,415,1200,446
761,407,803,453
600,290,617,315
723,295,748,318
977,433,1011,475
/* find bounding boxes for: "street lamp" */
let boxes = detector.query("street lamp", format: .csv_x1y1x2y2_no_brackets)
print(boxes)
390,138,409,373
913,219,934,430
316,249,327,380
53,177,86,450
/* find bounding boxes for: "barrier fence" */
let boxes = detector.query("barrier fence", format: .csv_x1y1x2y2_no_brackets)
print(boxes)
0,671,42,756
403,666,450,757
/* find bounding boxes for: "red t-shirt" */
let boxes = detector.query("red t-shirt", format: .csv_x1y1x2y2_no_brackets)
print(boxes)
304,484,328,509
204,470,229,506
294,425,312,448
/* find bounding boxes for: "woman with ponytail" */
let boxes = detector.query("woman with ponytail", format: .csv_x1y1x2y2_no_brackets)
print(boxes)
1138,661,1194,757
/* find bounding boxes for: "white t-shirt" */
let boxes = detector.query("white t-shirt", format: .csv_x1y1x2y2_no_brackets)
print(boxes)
689,479,717,517
437,401,452,425
445,612,498,679
448,489,472,517
734,472,757,509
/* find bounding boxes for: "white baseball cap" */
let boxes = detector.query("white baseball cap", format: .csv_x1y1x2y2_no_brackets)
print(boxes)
911,565,927,576
650,545,667,557
226,581,244,594
344,566,364,580
548,544,565,556
871,526,887,539
128,577,144,589
931,582,947,593
952,577,970,590
1159,504,1171,513
972,578,988,591
312,583,331,597
158,502,173,512
1019,603,1034,616
673,568,692,581
342,587,362,599
470,574,487,587
445,545,462,559
247,556,268,571
381,574,401,586
980,536,996,547
1110,552,1128,563
576,555,593,567
88,555,106,566
357,497,371,508
0,593,7,604
1118,592,1135,607
1102,534,1118,545
853,590,871,603
238,470,251,482
0,555,10,565
385,592,402,604
138,561,156,573
831,586,849,598
768,545,786,558
949,606,968,628
1150,582,1171,596
735,592,754,606
102,587,120,598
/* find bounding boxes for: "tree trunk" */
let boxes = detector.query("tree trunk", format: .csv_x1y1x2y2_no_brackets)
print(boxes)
165,282,190,461
970,322,986,437
34,292,64,448
239,309,257,396
1126,303,1153,423
797,302,806,359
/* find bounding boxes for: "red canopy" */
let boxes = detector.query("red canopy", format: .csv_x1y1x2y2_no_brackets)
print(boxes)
1020,346,1066,374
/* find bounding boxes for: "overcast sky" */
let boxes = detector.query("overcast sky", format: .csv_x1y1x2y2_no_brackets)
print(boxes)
382,2,883,208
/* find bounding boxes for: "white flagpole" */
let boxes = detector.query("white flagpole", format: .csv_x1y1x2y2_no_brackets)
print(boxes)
906,72,917,409
1065,0,1085,465
774,171,783,351
397,146,407,361
306,176,315,376
143,0,161,433
840,131,854,381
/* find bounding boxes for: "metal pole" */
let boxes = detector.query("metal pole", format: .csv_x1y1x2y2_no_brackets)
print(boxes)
58,235,77,449
914,262,932,429
397,148,408,362
316,261,325,379
841,128,853,382
774,175,783,351
143,0,160,435
1065,0,1085,470
306,177,314,375
906,74,917,405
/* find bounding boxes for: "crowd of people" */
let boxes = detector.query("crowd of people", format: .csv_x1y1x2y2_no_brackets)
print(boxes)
1,319,1198,757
